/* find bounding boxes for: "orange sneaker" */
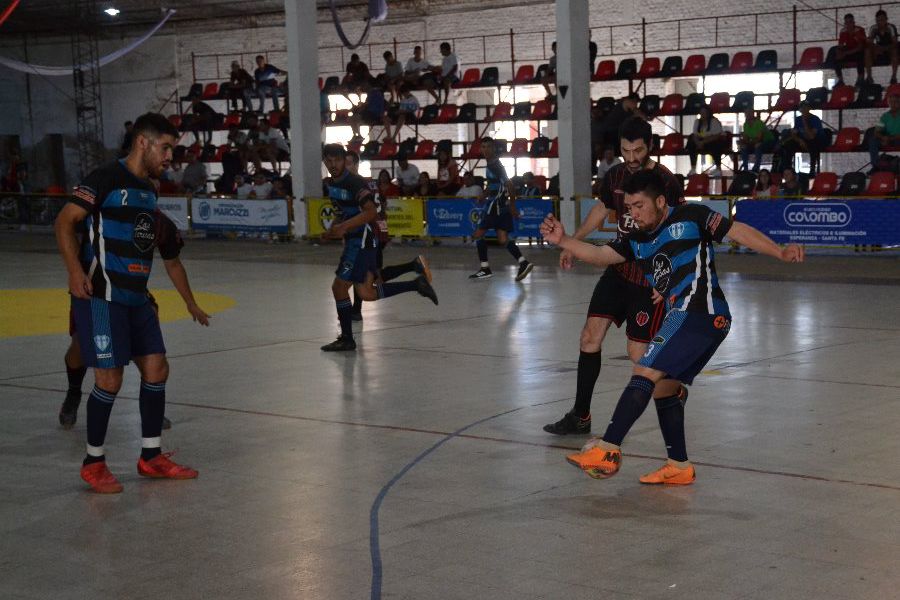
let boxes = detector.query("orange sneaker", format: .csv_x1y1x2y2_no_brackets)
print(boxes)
137,452,198,479
80,461,124,494
639,462,696,485
566,447,621,479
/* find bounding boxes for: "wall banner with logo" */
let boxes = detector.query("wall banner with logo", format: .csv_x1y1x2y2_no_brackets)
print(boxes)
191,198,289,233
385,197,425,236
734,199,900,245
157,196,189,231
426,198,480,237
305,197,334,236
513,198,553,237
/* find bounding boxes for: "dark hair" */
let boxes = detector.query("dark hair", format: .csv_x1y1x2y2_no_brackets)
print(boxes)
255,54,264,61
621,168,666,200
124,121,133,126
414,45,422,51
440,42,451,51
346,150,360,164
351,53,360,61
132,112,178,140
755,168,771,191
844,13,854,21
323,143,346,158
619,116,652,145
481,136,494,144
383,50,393,59
877,9,887,18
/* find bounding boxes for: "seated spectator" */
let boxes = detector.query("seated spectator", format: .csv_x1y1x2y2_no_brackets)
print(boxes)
434,149,460,195
518,172,541,197
416,171,435,196
215,150,243,194
342,53,372,94
349,85,386,138
589,32,598,73
249,171,273,199
424,42,459,105
541,41,557,98
777,167,802,197
395,155,420,194
686,105,729,176
256,119,291,170
835,13,867,87
379,51,404,100
376,169,401,197
599,94,642,151
180,151,208,194
776,101,826,175
189,97,217,145
456,171,484,199
869,91,900,172
403,46,431,87
383,84,419,141
254,54,286,113
596,146,622,181
739,109,776,172
866,10,898,84
162,161,183,191
235,175,253,198
226,61,254,112
752,169,777,198
270,177,289,199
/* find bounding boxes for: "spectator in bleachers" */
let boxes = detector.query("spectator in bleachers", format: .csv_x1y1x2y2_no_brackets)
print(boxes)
777,101,826,175
541,41,557,98
425,42,459,105
349,86,387,139
383,84,419,141
518,172,541,197
435,149,460,195
227,61,254,112
380,51,404,101
216,150,243,195
235,175,253,198
739,109,776,172
868,91,900,172
404,46,431,87
320,89,331,130
377,169,401,197
256,119,291,171
866,10,899,85
416,171,435,196
249,171,273,199
119,121,134,157
162,161,183,191
752,169,777,198
596,146,621,182
254,55,286,113
599,94,642,151
342,53,373,94
181,151,208,195
456,171,484,199
270,177,289,199
686,104,728,176
189,97,217,145
396,155,420,194
835,13,867,87
589,31,598,73
777,167,801,197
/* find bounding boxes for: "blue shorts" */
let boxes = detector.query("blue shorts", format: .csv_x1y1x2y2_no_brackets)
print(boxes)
638,310,730,385
336,239,378,283
71,296,166,369
478,211,514,233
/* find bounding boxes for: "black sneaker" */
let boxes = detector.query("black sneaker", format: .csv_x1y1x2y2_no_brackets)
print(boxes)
351,311,363,322
543,412,591,435
414,255,432,283
515,261,534,281
58,391,81,429
162,416,172,430
469,267,493,280
321,336,357,352
416,276,439,305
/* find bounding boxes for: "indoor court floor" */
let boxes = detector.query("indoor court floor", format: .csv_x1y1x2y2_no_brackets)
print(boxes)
1,234,899,600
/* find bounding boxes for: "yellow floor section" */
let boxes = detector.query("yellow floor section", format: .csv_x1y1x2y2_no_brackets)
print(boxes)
0,289,236,339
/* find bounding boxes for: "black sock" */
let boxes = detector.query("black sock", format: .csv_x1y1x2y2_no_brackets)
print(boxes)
139,381,166,461
83,386,116,466
476,239,488,263
336,298,354,339
505,239,523,261
571,350,602,418
66,363,87,395
381,260,417,282
377,280,417,298
654,394,688,462
352,292,363,314
602,375,654,446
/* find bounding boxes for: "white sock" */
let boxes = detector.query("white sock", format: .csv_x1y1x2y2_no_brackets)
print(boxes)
86,444,104,457
141,437,161,449
480,262,489,268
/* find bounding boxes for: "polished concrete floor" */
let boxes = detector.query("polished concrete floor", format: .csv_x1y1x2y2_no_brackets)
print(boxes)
1,234,899,600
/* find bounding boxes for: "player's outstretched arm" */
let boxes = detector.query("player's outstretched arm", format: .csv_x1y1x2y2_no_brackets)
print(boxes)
726,221,805,262
54,203,93,299
541,214,626,268
163,258,210,326
559,202,611,269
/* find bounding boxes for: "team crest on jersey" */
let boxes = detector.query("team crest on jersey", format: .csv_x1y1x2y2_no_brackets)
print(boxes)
668,222,685,239
714,316,731,332
619,213,637,233
652,254,672,293
635,311,649,327
133,212,156,253
94,335,110,352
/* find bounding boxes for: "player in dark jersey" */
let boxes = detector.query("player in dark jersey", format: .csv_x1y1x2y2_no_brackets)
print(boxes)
58,210,211,430
543,117,686,436
320,144,437,352
343,151,433,322
542,169,803,485
54,112,198,493
468,137,533,281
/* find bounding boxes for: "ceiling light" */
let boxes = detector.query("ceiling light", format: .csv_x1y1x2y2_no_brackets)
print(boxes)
104,8,120,16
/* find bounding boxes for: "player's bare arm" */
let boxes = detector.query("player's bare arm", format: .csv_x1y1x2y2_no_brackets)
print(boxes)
163,257,211,326
541,214,626,268
725,222,805,263
54,203,92,299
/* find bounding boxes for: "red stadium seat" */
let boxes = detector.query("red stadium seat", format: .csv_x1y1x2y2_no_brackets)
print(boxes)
167,114,182,128
660,133,685,155
772,88,801,111
824,84,855,110
511,65,535,85
223,113,241,128
212,144,229,162
413,139,435,159
377,140,398,160
809,172,838,196
685,173,710,196
658,93,684,116
457,68,481,88
708,92,731,113
729,51,754,73
881,83,900,107
638,57,661,78
795,46,824,69
435,104,458,123
531,99,553,120
201,82,219,99
548,137,559,158
508,138,529,157
865,171,896,195
347,138,363,154
827,127,861,152
682,54,706,76
268,111,283,127
462,139,483,159
593,60,615,81
489,102,512,121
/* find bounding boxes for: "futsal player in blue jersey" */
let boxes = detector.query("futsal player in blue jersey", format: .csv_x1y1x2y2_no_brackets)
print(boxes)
55,113,199,493
541,170,804,485
468,137,533,281
320,144,438,352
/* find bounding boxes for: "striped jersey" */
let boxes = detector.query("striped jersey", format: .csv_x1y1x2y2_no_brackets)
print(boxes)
325,169,376,248
607,204,733,317
600,162,685,286
483,158,511,215
69,160,160,306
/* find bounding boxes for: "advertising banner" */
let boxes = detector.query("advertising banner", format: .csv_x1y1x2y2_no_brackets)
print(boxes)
305,198,335,237
734,199,900,245
426,198,480,237
157,196,189,231
512,198,554,237
191,198,289,233
385,197,425,237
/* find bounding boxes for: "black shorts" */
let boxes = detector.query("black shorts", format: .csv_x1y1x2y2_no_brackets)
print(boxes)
478,211,514,232
587,268,666,343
